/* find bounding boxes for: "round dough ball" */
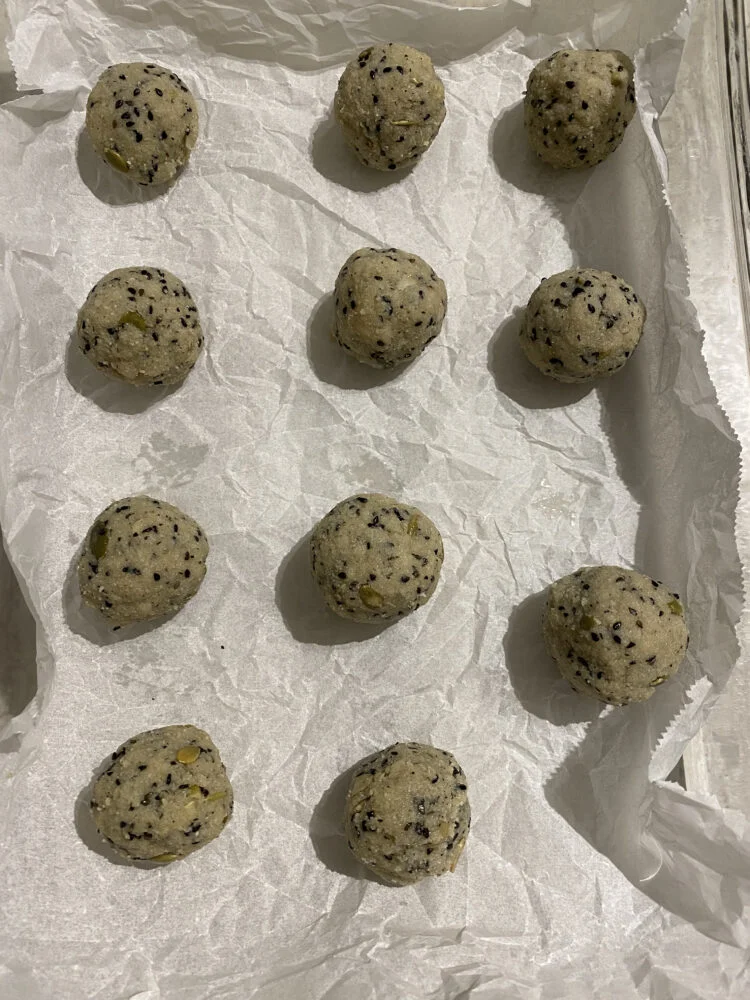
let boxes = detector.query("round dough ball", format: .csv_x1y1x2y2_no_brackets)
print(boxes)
86,62,198,186
77,266,203,386
524,49,636,169
519,268,645,382
334,43,445,171
310,493,443,623
78,495,209,627
345,742,470,885
333,248,447,368
90,725,233,862
543,566,689,705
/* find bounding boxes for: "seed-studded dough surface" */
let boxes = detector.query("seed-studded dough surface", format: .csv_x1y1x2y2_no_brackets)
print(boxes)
90,725,233,863
519,268,645,382
345,742,470,885
333,248,447,368
334,43,445,171
78,495,209,627
77,266,203,386
86,62,198,185
543,566,689,705
310,493,443,623
524,49,636,169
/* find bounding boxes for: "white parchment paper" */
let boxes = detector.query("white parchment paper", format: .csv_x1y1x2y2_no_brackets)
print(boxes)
1,0,750,996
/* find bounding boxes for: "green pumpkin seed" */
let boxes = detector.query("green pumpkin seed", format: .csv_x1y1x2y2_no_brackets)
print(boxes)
90,524,108,560
104,148,129,172
359,585,384,609
118,311,147,331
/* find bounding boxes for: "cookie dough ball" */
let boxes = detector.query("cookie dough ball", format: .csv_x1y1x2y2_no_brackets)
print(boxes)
78,495,209,627
86,62,198,185
310,493,443,623
524,49,636,169
543,566,689,705
77,267,203,386
333,248,447,368
345,742,470,885
90,725,233,862
334,43,445,171
519,268,645,382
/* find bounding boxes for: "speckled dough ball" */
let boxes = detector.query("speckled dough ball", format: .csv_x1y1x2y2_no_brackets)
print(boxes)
543,566,689,705
519,268,645,382
90,725,233,863
333,248,447,368
345,742,470,885
524,49,636,169
78,495,209,627
334,43,445,171
86,62,198,185
310,493,443,623
77,267,203,386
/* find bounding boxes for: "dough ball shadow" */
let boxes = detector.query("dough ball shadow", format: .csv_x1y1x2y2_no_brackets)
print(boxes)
63,541,181,647
490,101,591,209
307,292,411,390
64,328,183,414
76,127,177,206
488,308,592,409
310,111,416,193
75,754,169,869
274,530,392,646
308,759,388,883
0,536,38,753
503,589,602,726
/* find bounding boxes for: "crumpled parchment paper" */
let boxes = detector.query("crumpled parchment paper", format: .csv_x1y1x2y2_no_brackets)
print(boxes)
1,0,750,996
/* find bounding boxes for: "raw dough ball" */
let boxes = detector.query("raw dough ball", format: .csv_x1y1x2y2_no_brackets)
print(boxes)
334,43,445,171
345,742,470,885
78,495,209,627
543,566,689,705
310,493,443,623
524,49,636,169
90,725,233,862
333,248,447,368
77,266,203,386
519,268,645,382
86,62,198,185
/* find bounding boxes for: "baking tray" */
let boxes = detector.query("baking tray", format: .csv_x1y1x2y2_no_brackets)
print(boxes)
1,3,750,995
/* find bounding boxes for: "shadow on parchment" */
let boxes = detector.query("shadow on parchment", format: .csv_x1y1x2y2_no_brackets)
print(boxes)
503,589,603,727
65,328,183,414
76,127,180,206
487,306,593,410
63,541,181,647
310,109,416,194
309,758,389,884
0,533,38,754
75,751,176,869
274,530,392,646
307,292,414,390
